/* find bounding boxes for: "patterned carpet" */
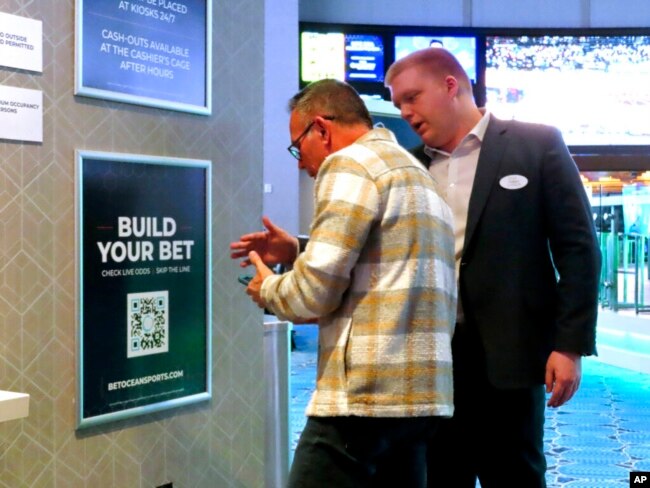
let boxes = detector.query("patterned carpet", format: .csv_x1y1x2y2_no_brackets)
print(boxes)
290,324,650,487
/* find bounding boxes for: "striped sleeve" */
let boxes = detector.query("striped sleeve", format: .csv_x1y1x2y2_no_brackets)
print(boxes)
261,155,379,321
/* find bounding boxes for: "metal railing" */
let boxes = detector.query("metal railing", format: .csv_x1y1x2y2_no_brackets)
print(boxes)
600,231,650,314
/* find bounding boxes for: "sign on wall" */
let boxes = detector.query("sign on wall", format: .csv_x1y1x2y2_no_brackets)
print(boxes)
0,11,43,72
76,151,212,428
0,85,42,142
75,0,212,114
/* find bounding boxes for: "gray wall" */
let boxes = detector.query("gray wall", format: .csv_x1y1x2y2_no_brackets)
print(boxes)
0,1,296,486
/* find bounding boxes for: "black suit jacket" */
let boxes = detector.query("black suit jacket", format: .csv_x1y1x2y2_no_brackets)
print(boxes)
413,115,601,388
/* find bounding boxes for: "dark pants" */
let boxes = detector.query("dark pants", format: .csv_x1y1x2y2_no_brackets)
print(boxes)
288,415,440,488
426,324,547,488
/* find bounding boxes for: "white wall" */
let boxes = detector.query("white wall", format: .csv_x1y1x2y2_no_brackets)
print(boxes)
264,0,301,235
472,0,586,27
300,0,468,26
590,0,650,27
300,0,650,27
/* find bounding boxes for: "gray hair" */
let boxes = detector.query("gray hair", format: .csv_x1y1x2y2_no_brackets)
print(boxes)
288,79,373,128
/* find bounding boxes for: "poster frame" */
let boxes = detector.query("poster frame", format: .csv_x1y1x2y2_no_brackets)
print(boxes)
75,150,212,429
74,0,212,115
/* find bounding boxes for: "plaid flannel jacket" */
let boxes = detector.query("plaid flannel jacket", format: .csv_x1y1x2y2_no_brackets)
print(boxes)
262,128,456,418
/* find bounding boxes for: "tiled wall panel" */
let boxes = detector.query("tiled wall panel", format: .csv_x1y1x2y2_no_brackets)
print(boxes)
0,1,266,486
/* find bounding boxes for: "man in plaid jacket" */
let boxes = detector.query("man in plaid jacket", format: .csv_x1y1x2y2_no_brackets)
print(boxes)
235,79,456,488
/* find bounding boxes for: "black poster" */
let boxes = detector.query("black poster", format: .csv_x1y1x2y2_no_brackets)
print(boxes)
77,151,211,428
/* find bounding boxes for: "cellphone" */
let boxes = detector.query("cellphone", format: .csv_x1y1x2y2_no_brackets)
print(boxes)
238,274,253,286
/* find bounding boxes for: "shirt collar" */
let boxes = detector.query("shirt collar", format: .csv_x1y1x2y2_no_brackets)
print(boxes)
358,127,398,144
424,110,490,160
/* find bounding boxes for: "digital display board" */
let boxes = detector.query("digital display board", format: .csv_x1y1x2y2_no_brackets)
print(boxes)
301,31,385,83
485,35,650,147
345,34,385,82
394,35,478,83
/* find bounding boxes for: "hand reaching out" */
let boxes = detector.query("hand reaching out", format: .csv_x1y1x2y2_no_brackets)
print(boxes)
230,216,298,267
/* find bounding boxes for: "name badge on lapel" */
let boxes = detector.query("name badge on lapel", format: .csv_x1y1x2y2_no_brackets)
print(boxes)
499,174,528,190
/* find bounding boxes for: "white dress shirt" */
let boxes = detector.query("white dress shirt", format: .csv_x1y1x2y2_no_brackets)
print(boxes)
424,111,491,321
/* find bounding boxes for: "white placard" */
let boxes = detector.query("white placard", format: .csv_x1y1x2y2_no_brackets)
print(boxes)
0,390,30,422
0,85,43,142
0,11,42,72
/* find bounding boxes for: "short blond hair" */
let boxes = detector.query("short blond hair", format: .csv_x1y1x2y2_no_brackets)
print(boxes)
385,48,472,94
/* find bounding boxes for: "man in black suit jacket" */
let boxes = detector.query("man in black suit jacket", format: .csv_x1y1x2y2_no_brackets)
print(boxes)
386,48,600,487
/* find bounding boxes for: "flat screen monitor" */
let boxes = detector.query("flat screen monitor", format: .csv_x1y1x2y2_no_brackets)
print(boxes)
346,34,385,82
394,35,478,83
485,34,650,147
301,31,385,84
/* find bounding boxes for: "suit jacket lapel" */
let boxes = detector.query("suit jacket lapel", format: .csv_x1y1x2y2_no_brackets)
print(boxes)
463,115,509,255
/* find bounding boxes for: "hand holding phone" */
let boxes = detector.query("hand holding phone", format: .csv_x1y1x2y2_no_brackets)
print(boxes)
238,274,253,286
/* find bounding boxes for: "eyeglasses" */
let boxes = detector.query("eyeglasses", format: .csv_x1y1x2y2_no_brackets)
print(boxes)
287,116,335,160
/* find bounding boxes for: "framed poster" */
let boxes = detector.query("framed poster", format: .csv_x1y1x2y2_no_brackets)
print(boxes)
75,0,212,114
76,150,211,428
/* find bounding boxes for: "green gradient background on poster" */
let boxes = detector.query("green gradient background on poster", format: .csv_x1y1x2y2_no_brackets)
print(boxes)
81,157,208,418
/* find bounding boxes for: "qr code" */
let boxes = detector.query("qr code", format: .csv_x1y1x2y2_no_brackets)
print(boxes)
127,291,169,358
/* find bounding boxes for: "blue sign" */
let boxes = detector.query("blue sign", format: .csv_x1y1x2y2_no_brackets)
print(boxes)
345,34,384,83
76,0,211,114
